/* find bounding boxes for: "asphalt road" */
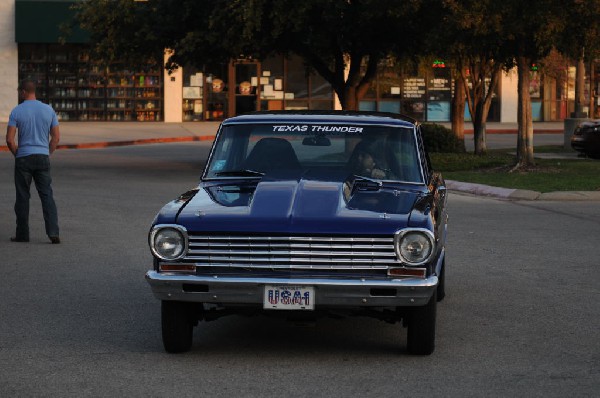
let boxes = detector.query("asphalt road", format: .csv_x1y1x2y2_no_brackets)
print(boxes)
0,143,598,397
463,132,565,151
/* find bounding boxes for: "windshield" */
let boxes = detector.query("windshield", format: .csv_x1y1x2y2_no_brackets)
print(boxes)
204,123,423,183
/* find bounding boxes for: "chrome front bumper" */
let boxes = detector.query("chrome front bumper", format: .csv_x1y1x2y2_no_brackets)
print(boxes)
145,271,438,307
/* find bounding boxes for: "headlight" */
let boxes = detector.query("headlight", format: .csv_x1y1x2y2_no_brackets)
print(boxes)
394,229,435,266
150,225,188,260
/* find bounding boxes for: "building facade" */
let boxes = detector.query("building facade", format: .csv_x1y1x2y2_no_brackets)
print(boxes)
0,0,593,124
0,0,19,123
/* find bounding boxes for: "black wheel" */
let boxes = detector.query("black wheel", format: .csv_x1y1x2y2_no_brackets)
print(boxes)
436,260,446,302
161,301,195,353
406,290,437,355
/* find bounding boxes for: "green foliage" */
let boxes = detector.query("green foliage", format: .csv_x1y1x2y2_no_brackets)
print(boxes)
74,0,426,109
552,0,600,61
421,123,466,153
74,0,245,70
430,152,512,171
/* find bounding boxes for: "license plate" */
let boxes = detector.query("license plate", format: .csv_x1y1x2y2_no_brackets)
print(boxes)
263,285,315,310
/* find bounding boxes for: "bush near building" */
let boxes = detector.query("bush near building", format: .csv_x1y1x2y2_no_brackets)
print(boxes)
421,123,466,153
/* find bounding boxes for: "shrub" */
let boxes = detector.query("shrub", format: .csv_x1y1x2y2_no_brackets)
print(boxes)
421,123,466,153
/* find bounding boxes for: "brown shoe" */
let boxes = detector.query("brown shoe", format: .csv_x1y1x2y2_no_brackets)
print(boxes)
49,236,61,244
10,236,29,242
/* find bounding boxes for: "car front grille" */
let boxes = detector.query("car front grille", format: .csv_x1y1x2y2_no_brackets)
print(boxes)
184,234,400,270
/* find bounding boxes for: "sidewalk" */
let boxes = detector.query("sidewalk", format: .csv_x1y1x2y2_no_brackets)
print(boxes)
0,120,565,149
50,121,222,149
1,120,598,201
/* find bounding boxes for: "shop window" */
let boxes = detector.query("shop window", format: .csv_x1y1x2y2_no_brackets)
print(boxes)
286,55,309,99
359,101,377,111
379,101,400,114
19,44,49,102
310,71,332,100
378,62,402,100
285,100,308,110
309,100,334,110
205,63,228,120
427,101,451,122
260,56,285,111
18,44,163,121
182,66,204,121
402,100,426,121
234,62,258,115
427,68,452,122
402,77,427,120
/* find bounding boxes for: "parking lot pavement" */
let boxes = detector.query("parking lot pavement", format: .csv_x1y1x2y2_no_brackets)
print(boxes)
0,143,598,397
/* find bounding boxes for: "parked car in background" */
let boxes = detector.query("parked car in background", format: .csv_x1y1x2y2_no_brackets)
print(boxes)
146,111,448,355
571,120,600,158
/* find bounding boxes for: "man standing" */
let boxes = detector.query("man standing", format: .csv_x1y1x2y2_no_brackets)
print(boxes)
6,79,60,244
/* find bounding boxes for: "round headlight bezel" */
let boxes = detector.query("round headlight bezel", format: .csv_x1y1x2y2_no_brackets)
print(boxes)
394,229,435,266
149,224,188,261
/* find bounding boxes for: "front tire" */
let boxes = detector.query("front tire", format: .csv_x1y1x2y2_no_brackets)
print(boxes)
161,301,195,353
436,260,446,302
406,290,437,355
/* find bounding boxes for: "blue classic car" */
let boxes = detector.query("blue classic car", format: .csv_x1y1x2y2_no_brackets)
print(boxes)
146,111,448,355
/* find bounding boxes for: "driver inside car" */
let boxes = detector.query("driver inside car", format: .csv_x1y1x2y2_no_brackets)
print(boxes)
349,140,389,179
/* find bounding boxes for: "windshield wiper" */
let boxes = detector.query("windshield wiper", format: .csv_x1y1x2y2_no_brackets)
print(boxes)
352,174,382,185
215,169,265,177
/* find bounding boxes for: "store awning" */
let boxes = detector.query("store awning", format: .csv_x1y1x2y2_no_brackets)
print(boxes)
15,0,89,43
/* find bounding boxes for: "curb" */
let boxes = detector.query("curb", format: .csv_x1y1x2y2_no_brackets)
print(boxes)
463,129,563,135
446,180,600,201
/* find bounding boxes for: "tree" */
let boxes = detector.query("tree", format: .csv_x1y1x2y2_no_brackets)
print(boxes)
76,0,426,111
430,0,504,155
554,1,600,118
499,0,563,168
74,0,244,70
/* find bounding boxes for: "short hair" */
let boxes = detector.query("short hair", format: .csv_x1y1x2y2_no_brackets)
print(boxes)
18,79,36,94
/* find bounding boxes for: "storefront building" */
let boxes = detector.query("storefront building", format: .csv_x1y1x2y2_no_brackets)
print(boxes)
0,0,593,124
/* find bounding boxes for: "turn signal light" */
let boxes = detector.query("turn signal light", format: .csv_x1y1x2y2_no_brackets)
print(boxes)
387,267,426,278
159,263,196,273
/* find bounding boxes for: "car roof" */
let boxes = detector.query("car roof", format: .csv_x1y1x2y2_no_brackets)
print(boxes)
221,111,418,128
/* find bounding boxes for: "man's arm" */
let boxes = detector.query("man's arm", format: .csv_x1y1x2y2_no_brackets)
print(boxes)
49,125,60,154
6,125,17,156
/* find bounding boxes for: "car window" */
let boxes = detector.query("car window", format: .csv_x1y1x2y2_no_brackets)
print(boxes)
205,123,423,183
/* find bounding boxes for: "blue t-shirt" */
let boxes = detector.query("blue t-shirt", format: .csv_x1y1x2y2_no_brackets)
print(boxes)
8,100,59,158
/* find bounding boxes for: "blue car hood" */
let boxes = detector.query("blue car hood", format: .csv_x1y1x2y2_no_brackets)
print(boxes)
175,178,429,235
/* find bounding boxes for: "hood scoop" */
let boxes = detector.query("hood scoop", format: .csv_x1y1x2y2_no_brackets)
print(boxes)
177,177,424,234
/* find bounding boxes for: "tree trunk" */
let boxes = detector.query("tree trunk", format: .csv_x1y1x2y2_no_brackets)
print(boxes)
473,101,487,155
342,85,359,111
516,56,535,167
462,59,501,155
451,75,466,149
589,61,595,118
336,54,376,111
574,51,586,117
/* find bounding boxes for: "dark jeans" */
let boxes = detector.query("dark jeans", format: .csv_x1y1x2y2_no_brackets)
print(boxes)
14,154,59,239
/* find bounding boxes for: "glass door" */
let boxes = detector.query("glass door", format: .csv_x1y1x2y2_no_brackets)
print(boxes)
234,62,259,115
